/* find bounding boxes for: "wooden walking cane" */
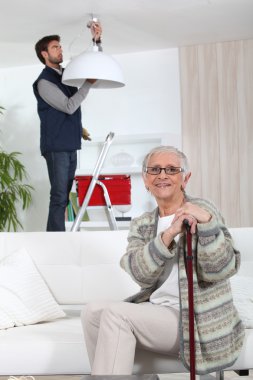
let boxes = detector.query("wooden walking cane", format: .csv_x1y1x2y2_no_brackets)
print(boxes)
183,219,196,380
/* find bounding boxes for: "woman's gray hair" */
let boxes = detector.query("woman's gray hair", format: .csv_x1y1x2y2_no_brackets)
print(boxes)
142,145,190,175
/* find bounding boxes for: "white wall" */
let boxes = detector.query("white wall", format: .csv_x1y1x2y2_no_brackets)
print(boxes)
0,48,181,231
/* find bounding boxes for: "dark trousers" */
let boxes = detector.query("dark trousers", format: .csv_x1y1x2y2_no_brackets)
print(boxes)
43,151,77,231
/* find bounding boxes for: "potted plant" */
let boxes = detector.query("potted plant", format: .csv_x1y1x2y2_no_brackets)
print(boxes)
0,106,33,231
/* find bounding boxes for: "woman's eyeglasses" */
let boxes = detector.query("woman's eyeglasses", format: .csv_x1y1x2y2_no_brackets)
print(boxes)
145,166,184,175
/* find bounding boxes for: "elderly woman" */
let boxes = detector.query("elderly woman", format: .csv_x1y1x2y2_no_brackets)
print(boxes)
81,145,244,376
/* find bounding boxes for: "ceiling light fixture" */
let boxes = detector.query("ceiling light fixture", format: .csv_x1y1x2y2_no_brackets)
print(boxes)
62,17,125,89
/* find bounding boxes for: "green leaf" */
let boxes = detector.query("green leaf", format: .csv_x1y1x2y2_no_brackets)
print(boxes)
0,150,34,231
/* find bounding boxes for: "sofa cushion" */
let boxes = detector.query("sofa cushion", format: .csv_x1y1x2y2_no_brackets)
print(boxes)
0,248,65,330
230,275,253,328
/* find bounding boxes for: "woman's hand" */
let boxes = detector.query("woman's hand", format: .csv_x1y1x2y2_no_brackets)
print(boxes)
161,202,211,247
161,213,196,247
173,202,211,233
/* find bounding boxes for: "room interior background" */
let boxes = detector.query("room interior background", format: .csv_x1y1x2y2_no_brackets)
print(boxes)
0,48,181,231
0,37,252,229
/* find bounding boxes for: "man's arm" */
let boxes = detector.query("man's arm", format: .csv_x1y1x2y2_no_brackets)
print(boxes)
37,79,92,115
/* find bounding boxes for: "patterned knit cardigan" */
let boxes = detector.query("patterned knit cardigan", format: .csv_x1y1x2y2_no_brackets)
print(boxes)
120,195,245,375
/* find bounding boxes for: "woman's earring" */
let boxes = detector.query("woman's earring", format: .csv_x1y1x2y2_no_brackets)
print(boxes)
146,186,150,192
181,185,186,195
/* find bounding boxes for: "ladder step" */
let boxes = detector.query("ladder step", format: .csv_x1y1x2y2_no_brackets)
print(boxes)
71,132,117,232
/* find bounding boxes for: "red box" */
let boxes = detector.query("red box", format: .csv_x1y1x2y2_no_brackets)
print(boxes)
75,175,131,206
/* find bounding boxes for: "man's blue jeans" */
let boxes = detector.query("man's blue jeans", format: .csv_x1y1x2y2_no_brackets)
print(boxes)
43,151,77,231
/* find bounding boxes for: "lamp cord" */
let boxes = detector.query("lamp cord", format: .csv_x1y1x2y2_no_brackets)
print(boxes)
68,19,101,59
68,30,84,59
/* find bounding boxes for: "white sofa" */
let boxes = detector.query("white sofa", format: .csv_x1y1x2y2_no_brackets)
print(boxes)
0,228,252,377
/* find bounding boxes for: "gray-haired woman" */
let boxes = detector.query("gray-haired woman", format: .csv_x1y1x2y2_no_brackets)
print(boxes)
81,145,244,376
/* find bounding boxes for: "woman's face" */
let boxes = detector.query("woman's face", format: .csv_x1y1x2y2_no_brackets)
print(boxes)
143,151,190,202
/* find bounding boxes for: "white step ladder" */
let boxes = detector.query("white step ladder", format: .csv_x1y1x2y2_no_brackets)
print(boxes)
71,132,118,232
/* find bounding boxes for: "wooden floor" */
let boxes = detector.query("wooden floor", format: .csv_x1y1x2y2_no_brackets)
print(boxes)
1,372,253,380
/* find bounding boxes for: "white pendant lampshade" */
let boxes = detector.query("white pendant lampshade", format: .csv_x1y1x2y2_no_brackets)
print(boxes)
62,46,125,88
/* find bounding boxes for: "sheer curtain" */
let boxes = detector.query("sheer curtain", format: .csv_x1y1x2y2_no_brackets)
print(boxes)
179,40,253,227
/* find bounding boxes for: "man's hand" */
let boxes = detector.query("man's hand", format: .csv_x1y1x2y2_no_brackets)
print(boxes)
90,21,102,42
82,128,91,141
86,79,97,84
86,20,102,84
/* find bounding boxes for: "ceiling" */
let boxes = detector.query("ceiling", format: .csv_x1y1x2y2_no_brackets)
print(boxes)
1,0,253,68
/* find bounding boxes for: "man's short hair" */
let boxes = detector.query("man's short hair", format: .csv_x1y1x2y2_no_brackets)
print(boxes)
35,35,60,64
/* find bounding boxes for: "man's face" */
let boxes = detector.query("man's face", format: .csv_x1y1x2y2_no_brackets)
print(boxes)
43,40,63,66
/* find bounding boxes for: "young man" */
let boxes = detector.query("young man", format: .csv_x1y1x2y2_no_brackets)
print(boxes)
33,23,101,231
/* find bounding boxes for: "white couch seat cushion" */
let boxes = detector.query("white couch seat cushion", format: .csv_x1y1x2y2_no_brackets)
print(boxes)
0,309,90,375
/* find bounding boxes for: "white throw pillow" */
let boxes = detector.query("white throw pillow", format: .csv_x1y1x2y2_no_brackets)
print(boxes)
0,248,65,330
230,275,253,329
